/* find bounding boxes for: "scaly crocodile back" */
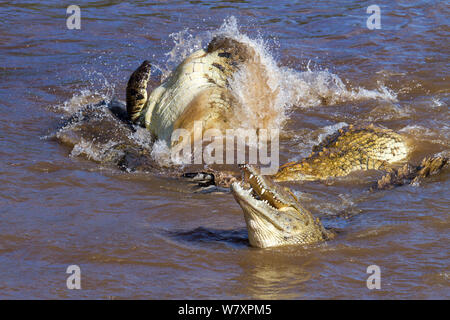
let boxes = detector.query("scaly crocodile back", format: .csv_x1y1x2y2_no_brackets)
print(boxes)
275,125,409,181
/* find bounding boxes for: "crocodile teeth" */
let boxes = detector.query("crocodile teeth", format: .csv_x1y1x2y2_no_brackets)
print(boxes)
249,174,254,179
261,188,265,194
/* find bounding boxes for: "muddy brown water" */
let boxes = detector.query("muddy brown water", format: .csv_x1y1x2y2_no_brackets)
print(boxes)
0,1,449,299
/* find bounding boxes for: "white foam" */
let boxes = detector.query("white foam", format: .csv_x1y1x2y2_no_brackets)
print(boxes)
163,28,205,80
69,139,122,162
150,139,175,167
127,126,154,152
160,17,398,134
56,70,116,114
316,122,348,145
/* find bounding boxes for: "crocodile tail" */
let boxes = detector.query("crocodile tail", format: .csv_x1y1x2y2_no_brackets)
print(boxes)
373,156,448,190
126,60,151,124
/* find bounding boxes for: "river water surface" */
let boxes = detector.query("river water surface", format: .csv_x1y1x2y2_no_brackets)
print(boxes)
0,1,449,299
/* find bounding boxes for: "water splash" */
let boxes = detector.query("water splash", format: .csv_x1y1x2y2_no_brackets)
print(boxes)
55,16,401,169
161,17,398,133
70,139,123,163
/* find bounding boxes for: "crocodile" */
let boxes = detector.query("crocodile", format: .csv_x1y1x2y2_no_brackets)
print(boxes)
126,36,447,188
126,36,254,148
231,164,333,248
232,157,448,248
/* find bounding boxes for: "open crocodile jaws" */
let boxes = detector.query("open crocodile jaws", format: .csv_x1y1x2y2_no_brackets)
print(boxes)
231,164,332,248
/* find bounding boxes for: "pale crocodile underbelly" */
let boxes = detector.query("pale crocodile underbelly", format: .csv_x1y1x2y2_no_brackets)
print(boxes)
144,49,231,144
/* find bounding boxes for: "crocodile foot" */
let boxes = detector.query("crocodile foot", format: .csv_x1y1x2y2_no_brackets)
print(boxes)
373,156,448,190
